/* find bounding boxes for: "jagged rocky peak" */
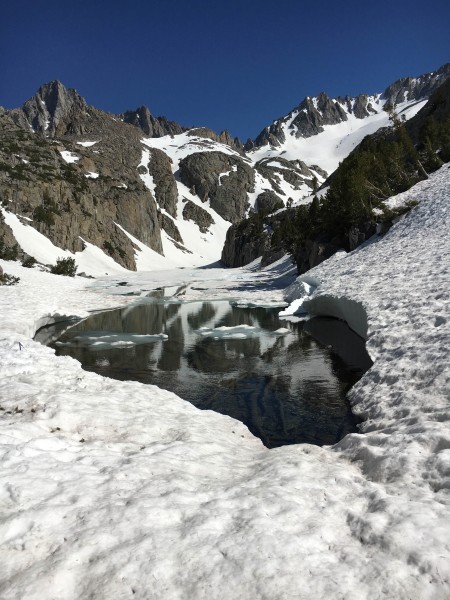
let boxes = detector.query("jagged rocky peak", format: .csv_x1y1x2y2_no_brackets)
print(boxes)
250,62,450,148
383,62,450,106
294,92,349,136
19,80,87,136
251,90,353,147
187,127,244,153
121,105,185,137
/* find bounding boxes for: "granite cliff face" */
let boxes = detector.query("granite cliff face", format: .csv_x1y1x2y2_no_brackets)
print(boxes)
121,105,186,138
179,151,255,223
0,108,162,270
145,148,178,218
221,217,270,268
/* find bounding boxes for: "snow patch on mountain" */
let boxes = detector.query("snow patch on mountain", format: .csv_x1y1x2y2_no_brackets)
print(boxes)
250,97,428,175
1,208,128,276
142,132,243,173
59,150,80,164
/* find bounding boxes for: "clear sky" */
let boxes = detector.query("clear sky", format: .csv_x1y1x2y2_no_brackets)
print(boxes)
1,0,449,141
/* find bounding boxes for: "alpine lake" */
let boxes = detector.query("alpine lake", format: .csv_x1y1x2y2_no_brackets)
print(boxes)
36,292,372,448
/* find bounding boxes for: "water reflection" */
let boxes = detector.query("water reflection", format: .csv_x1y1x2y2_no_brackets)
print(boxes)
46,300,372,448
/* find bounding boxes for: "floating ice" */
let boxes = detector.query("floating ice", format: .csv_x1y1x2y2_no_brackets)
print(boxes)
195,324,260,339
232,300,287,309
273,327,290,335
195,323,290,340
56,331,168,350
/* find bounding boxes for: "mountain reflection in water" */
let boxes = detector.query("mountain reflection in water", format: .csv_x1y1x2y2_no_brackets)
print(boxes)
46,300,372,448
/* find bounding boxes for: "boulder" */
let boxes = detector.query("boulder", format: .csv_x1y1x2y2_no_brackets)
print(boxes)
255,191,284,214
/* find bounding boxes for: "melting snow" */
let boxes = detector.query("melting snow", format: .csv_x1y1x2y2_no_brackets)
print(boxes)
59,150,80,163
0,164,449,598
249,97,428,175
76,141,99,147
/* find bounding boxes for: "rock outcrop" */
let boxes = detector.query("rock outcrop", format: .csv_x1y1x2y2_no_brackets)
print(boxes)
157,212,183,244
121,105,185,137
255,157,320,193
182,200,214,233
187,127,244,153
255,191,283,214
0,100,163,270
179,151,254,223
221,216,269,268
147,148,178,217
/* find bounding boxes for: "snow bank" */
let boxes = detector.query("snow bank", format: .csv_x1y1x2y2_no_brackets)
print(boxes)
59,150,80,163
1,165,449,599
304,294,368,339
289,164,450,591
1,208,129,277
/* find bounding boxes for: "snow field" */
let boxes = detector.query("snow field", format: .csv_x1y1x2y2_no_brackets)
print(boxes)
0,262,373,600
298,164,450,593
249,97,428,175
0,164,449,598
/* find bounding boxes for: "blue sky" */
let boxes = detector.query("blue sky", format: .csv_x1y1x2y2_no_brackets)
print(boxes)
1,0,449,140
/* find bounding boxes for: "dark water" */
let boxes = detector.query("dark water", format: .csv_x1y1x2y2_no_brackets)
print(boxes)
39,299,372,448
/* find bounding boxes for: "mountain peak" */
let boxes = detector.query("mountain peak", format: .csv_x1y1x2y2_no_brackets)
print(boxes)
20,80,87,136
120,105,185,137
382,62,450,106
250,62,450,154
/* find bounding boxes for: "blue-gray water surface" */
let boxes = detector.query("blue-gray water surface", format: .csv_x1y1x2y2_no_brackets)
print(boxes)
40,299,372,448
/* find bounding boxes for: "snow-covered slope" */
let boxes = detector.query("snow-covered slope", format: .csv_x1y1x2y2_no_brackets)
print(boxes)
249,96,427,175
0,163,449,598
248,63,450,176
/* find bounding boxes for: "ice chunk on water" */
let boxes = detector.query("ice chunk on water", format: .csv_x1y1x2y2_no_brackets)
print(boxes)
274,327,290,335
55,331,168,350
196,324,259,340
195,324,290,340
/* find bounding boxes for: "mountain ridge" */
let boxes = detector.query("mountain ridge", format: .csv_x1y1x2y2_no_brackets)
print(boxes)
0,62,449,274
248,62,450,150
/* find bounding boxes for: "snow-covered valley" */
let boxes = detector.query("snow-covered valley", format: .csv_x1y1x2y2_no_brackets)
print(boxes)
1,163,449,599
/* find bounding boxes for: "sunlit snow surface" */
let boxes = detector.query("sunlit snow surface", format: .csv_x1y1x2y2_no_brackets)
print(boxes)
1,165,450,598
249,98,428,175
59,150,80,163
